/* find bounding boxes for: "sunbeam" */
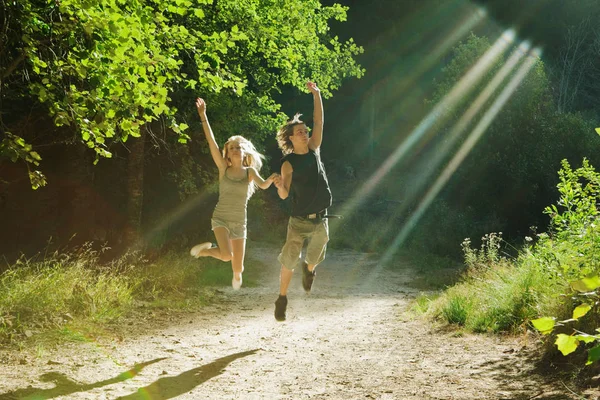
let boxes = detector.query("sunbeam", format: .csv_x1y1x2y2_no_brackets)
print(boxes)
387,39,532,228
140,185,217,250
379,47,542,267
335,29,516,233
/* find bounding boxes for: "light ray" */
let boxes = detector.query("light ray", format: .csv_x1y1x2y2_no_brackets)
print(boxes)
141,185,216,249
379,47,542,267
335,29,516,228
388,40,532,224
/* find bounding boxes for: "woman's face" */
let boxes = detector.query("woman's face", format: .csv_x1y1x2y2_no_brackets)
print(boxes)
227,141,244,162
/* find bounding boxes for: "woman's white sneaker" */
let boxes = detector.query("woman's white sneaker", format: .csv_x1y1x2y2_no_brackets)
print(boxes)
232,274,242,290
190,242,212,258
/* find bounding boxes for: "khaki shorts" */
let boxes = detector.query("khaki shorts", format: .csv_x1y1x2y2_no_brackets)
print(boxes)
211,217,247,240
278,217,329,270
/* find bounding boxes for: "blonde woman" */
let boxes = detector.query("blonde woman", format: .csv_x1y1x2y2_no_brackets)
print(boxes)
190,97,278,290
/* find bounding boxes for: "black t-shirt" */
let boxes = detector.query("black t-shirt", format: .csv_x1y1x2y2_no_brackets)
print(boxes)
282,149,332,216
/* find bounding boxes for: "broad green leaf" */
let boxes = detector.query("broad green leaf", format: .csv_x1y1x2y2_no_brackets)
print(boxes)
595,128,600,136
574,334,597,344
570,276,600,292
555,334,579,356
573,304,593,320
587,345,600,365
531,317,555,334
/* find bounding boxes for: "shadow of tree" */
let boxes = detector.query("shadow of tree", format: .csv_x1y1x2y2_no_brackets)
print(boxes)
117,349,260,400
0,357,167,400
468,346,589,400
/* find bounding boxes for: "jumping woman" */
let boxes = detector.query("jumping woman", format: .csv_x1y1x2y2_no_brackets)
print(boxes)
190,97,278,290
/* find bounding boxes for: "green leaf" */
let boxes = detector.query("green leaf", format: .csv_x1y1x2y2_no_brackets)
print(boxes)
29,170,47,190
587,345,600,365
571,276,600,292
194,9,205,18
531,317,555,334
555,334,579,356
573,304,593,320
595,128,600,136
574,334,597,344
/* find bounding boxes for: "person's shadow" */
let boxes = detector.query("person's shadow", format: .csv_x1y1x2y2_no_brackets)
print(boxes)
117,349,260,400
0,349,259,400
0,357,167,400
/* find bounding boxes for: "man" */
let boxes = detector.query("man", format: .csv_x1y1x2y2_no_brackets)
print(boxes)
273,81,332,321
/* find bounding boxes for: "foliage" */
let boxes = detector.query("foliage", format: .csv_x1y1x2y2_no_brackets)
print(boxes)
0,242,265,345
433,158,600,364
0,244,135,343
0,133,45,189
410,32,600,258
528,159,600,364
429,233,549,333
0,0,363,188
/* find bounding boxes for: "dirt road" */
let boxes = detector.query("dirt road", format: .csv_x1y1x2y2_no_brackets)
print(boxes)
0,245,590,399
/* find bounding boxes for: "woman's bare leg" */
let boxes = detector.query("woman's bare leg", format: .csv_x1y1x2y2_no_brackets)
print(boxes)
231,238,246,279
199,227,232,261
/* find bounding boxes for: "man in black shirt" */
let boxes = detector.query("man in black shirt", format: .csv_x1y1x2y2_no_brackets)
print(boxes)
273,81,332,321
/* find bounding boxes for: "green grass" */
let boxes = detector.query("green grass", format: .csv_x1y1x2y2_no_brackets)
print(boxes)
428,256,563,333
0,243,267,347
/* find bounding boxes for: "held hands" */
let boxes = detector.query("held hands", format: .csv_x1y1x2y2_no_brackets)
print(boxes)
272,174,283,190
195,98,207,120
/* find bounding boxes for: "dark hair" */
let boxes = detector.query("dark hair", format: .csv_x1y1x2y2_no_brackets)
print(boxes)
276,113,305,155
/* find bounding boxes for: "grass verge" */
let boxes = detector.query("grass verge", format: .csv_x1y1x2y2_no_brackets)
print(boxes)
0,243,265,348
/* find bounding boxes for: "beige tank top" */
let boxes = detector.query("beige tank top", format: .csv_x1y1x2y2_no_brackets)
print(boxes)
212,168,250,224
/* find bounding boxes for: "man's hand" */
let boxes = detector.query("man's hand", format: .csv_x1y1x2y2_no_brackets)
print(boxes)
307,81,320,95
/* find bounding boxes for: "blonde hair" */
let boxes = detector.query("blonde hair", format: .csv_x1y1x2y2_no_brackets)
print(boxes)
276,113,305,155
222,135,265,195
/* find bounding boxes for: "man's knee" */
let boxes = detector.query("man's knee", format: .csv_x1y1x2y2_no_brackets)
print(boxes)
281,263,294,272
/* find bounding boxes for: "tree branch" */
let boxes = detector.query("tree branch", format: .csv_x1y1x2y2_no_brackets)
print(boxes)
1,53,25,80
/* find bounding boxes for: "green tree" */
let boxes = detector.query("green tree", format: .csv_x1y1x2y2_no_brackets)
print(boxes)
407,33,600,255
0,0,364,188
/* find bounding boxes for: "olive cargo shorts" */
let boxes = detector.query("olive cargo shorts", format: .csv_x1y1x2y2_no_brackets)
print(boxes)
278,216,329,270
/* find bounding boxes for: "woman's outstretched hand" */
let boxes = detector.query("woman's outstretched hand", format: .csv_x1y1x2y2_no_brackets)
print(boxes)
196,98,207,119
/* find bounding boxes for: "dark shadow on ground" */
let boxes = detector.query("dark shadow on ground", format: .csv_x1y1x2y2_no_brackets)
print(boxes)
0,357,167,400
116,349,259,400
468,344,589,400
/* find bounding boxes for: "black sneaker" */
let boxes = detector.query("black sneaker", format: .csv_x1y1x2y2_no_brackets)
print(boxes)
302,262,316,292
274,295,287,321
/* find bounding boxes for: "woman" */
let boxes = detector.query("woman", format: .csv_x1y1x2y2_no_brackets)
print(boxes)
190,97,278,290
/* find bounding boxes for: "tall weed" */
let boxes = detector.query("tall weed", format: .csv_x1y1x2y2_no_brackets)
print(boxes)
430,233,558,333
0,243,249,344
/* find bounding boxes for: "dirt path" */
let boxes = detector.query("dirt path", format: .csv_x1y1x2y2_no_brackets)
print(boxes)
0,245,591,399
